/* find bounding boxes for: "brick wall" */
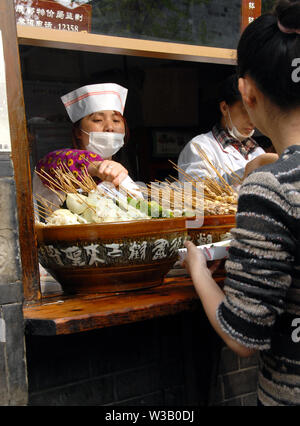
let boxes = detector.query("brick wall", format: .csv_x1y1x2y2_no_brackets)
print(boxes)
25,309,220,406
0,153,28,406
25,306,261,406
211,344,259,406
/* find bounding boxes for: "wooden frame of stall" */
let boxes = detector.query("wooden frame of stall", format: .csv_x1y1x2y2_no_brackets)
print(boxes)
2,0,259,335
0,1,41,303
17,25,237,65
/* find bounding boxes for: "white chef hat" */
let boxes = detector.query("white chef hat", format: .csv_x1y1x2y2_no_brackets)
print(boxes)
61,83,128,123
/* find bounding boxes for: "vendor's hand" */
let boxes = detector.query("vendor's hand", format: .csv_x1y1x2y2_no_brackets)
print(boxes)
243,153,278,180
180,240,209,279
90,160,128,187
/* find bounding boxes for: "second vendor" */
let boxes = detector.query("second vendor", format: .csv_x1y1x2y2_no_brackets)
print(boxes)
177,74,265,184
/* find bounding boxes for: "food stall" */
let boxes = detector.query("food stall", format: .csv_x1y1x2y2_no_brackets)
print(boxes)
0,0,270,406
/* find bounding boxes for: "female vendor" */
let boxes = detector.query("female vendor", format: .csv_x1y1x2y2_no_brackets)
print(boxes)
33,82,140,205
177,74,270,184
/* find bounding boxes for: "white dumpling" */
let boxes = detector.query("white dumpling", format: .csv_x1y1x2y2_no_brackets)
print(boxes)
46,209,80,225
66,193,89,215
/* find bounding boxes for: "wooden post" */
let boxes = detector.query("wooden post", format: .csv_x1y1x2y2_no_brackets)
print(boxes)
0,0,41,302
241,0,262,32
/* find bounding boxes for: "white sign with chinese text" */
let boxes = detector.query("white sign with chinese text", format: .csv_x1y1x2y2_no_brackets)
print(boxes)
0,30,11,152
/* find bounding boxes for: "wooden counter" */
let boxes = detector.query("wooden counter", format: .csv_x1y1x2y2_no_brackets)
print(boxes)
23,275,224,336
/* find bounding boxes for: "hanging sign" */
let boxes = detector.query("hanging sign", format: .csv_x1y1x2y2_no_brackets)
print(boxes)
0,30,11,152
14,0,92,33
241,0,261,32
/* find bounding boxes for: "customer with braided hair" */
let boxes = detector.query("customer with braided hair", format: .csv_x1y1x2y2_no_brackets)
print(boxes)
181,0,300,406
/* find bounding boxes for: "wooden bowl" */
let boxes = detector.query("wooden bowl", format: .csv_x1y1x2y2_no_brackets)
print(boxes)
187,214,236,245
36,217,188,294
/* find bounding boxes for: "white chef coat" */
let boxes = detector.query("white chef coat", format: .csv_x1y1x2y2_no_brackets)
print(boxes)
177,130,265,184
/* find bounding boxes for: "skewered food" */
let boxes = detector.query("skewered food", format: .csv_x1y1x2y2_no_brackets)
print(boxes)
165,144,239,216
43,192,151,225
34,167,173,225
35,141,239,227
44,209,84,226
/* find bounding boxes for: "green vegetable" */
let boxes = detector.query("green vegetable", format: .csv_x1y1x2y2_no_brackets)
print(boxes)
125,197,181,219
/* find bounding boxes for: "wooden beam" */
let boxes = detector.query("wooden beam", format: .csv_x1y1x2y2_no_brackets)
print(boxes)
23,276,225,336
0,1,41,302
17,25,237,65
23,277,200,335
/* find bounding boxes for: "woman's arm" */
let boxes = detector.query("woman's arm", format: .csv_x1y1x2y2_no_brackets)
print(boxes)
182,170,295,357
243,153,279,179
182,241,256,358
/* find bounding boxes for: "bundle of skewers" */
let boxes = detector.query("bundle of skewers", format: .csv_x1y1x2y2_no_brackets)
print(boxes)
34,163,149,225
34,163,96,221
34,163,174,225
138,143,239,216
34,141,239,225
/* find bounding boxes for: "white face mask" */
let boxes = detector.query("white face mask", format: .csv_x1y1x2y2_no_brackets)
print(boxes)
226,109,255,142
81,130,125,159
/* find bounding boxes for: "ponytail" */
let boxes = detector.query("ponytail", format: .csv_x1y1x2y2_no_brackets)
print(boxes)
276,0,300,33
237,0,300,110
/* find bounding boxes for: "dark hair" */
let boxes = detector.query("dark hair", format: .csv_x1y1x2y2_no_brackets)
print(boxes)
218,74,242,106
237,0,300,111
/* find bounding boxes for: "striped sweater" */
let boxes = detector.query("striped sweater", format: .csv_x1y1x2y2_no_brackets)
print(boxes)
217,145,300,406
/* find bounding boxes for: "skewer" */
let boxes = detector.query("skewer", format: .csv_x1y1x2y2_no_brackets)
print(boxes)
34,208,50,221
35,203,53,216
35,193,61,211
168,153,238,215
171,155,236,197
151,179,204,211
35,167,97,213
192,144,235,195
224,164,243,183
168,160,201,186
61,163,96,192
35,169,66,193
47,186,67,204
168,161,226,198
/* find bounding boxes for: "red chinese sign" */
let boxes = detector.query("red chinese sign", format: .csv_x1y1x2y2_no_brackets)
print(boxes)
241,0,261,32
14,0,92,33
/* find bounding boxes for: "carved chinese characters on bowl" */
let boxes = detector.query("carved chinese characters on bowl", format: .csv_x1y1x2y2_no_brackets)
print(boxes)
36,217,188,294
39,235,184,268
187,215,236,245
